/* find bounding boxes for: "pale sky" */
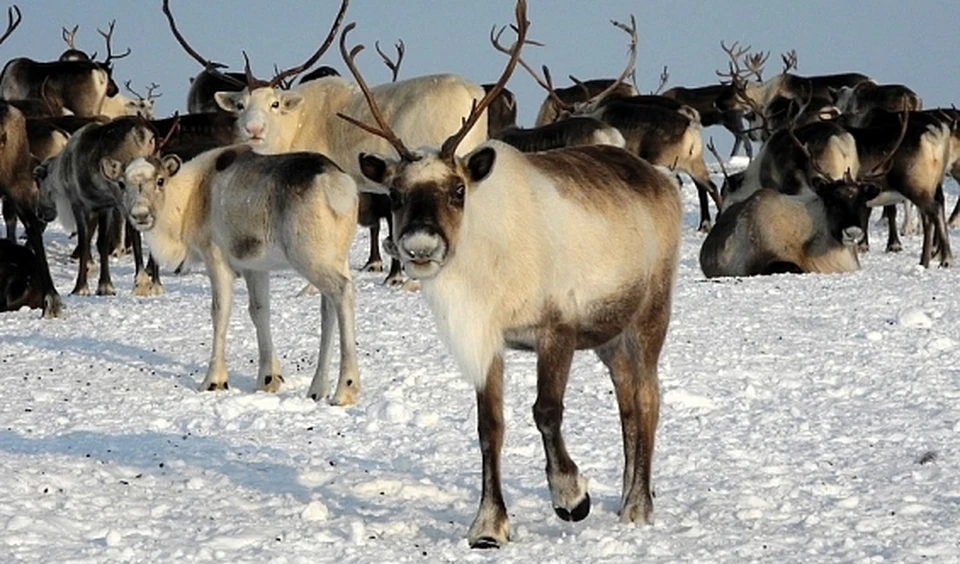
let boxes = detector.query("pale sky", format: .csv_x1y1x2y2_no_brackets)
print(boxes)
3,1,957,154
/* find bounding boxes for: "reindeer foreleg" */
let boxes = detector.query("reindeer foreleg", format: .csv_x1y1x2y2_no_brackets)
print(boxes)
468,354,509,549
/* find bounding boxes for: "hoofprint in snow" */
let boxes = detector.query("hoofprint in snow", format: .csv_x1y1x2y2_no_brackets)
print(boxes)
1,168,958,563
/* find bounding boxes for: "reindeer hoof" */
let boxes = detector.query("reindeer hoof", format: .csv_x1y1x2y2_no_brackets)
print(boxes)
97,284,116,296
886,242,903,253
260,374,285,393
554,492,591,522
399,279,421,292
362,260,384,273
298,283,320,297
330,382,358,406
203,381,229,392
469,537,502,550
72,286,91,297
697,221,712,233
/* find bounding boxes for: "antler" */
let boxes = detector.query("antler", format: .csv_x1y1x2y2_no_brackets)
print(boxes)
781,49,798,74
267,0,349,88
439,0,529,161
705,137,730,184
337,22,418,162
717,41,771,135
161,0,245,88
375,39,405,83
124,80,162,102
581,16,639,106
61,24,78,50
490,23,562,110
0,5,21,46
862,110,909,180
96,20,131,66
156,112,181,155
653,65,669,94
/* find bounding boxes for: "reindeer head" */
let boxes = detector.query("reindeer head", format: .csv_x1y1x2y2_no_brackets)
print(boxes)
163,0,348,152
340,0,527,280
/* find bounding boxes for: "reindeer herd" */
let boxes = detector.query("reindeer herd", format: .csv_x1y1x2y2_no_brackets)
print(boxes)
0,0,957,550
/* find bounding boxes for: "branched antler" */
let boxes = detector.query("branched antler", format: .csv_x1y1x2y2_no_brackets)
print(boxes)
97,20,131,66
0,5,21,46
124,80,162,102
375,39,405,82
267,0,349,88
781,49,798,74
653,65,669,94
61,24,78,50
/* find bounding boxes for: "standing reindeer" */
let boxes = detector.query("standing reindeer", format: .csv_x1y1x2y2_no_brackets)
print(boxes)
101,144,361,403
340,1,681,547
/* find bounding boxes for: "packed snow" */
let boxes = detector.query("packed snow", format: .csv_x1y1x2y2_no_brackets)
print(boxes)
1,167,958,563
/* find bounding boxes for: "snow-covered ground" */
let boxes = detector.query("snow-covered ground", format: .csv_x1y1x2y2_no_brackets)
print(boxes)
1,167,958,563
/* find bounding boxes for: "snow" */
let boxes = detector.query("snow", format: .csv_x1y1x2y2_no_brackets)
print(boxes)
1,169,959,563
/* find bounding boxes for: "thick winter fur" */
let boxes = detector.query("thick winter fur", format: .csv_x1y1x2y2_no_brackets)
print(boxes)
725,121,859,210
482,83,517,137
586,100,721,230
216,73,488,286
494,116,626,152
186,68,246,114
0,58,116,117
847,119,954,266
662,84,754,158
0,102,62,317
700,181,878,277
360,139,682,548
35,117,157,297
832,82,923,125
149,112,238,162
103,145,361,404
741,72,873,113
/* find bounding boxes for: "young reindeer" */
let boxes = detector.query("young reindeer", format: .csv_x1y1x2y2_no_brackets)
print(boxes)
339,2,682,548
101,144,361,403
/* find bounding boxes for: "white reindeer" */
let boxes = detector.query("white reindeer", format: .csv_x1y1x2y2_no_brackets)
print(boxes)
340,1,682,548
100,145,361,404
163,0,488,286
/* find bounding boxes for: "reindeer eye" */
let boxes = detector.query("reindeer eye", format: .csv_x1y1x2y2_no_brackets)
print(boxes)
236,103,245,111
451,184,466,205
271,101,280,109
156,177,165,187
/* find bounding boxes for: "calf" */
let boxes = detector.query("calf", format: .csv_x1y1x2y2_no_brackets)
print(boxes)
102,145,361,403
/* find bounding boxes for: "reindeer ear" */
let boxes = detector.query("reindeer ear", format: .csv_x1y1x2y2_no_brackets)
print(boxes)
100,158,124,182
358,153,388,186
466,147,496,183
162,154,182,176
861,182,881,201
214,91,244,112
279,92,303,113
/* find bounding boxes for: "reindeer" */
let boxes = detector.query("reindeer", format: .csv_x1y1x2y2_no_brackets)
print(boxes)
165,0,491,287
843,114,954,267
101,144,361,403
501,19,721,230
0,101,62,317
2,19,131,118
0,238,43,312
831,82,923,127
340,1,681,547
493,115,625,152
702,140,880,277
534,77,637,126
34,116,158,297
661,83,755,158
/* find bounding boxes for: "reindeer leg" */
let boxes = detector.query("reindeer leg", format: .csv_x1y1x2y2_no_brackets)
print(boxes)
948,195,960,229
330,276,360,406
3,198,17,241
362,222,384,272
130,223,151,296
307,292,336,402
95,211,116,296
533,326,589,523
933,186,953,267
200,247,235,391
70,204,92,296
146,254,163,295
23,218,62,318
468,354,509,549
244,270,283,393
884,205,902,252
920,212,934,268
